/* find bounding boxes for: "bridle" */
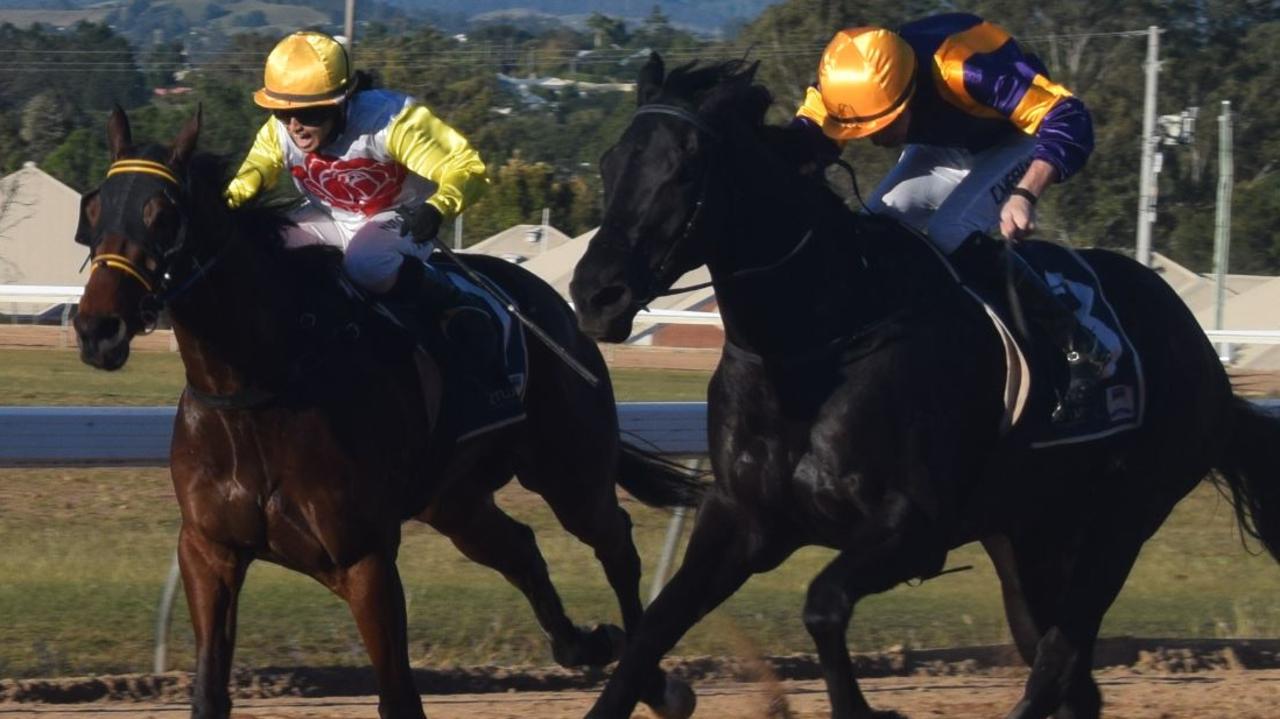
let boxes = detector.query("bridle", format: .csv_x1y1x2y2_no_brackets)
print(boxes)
83,159,181,295
620,104,817,306
624,104,722,306
78,157,215,330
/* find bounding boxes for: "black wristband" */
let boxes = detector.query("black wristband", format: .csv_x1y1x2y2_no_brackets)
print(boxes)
1010,187,1038,205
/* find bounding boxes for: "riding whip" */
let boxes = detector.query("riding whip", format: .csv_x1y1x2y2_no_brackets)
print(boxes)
429,240,601,388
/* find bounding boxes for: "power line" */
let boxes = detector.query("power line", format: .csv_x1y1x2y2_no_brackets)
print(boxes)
0,27,1154,60
0,26,1157,74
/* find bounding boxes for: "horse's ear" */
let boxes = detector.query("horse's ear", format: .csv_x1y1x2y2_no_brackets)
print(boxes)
170,104,201,168
637,52,665,106
107,105,132,161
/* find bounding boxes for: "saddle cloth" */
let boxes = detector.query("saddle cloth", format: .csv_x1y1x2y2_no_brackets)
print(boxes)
364,262,529,444
433,263,529,442
960,242,1146,449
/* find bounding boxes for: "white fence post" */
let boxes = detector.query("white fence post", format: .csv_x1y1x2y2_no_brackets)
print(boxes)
154,552,182,673
648,456,705,604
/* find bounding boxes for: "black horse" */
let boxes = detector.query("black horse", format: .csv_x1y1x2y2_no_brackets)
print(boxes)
73,107,703,719
570,55,1280,719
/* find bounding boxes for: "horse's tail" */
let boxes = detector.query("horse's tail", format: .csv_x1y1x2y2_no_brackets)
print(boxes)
1212,397,1280,561
616,443,707,508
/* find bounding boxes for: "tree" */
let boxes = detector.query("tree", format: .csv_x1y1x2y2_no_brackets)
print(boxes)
19,93,70,162
142,41,185,91
586,12,629,47
41,128,108,193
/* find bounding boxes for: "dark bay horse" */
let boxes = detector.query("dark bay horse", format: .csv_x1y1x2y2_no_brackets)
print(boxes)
73,107,703,719
569,55,1280,719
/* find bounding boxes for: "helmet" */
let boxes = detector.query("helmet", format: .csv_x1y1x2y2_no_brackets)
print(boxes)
817,27,917,141
253,31,352,110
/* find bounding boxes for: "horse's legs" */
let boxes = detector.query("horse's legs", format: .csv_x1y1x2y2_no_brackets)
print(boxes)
586,494,793,719
335,549,425,719
178,525,248,719
1001,526,1147,719
803,512,947,719
984,534,1056,665
517,461,644,637
424,492,616,668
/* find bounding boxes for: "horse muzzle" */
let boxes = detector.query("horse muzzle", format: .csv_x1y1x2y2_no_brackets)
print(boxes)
74,313,133,371
570,275,637,343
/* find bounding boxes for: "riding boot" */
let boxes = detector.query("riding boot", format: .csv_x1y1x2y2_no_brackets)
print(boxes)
385,259,516,406
949,233,1112,425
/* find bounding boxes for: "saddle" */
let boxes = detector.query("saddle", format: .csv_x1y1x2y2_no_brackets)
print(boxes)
297,259,529,445
955,241,1146,449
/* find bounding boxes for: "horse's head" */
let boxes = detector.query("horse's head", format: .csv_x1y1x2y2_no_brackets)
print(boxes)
570,53,768,342
74,106,200,370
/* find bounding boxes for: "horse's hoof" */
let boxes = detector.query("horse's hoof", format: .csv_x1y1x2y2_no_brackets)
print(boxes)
601,623,626,661
649,677,696,719
552,623,626,668
871,711,909,719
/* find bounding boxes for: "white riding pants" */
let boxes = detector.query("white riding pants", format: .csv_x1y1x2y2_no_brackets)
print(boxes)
283,205,434,293
866,134,1036,255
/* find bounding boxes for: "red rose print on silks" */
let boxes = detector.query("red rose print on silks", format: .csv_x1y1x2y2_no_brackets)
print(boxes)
291,154,407,215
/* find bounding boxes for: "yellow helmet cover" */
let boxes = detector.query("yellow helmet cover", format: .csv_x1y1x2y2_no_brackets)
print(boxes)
817,27,917,141
254,31,352,110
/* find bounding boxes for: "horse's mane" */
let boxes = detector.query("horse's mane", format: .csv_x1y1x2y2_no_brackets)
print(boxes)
661,60,761,106
658,61,867,236
183,151,349,293
656,59,954,329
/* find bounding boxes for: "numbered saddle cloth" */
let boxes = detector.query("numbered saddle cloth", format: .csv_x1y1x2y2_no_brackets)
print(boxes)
963,241,1146,449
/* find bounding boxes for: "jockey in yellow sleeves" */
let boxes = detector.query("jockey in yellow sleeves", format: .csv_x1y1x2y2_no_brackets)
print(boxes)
227,30,514,408
795,13,1108,424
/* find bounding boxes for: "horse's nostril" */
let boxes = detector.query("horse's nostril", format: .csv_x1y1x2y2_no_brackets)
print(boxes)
590,285,628,310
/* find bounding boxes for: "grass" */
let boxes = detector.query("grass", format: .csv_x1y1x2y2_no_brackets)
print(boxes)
1,347,1278,678
0,469,1277,679
0,348,711,405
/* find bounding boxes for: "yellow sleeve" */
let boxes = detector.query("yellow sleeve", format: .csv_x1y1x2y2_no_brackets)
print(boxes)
224,120,284,209
386,103,489,218
795,84,829,126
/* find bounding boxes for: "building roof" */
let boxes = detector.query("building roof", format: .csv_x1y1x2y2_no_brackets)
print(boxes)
0,162,85,289
1152,251,1280,369
516,227,716,311
493,227,716,343
466,223,574,265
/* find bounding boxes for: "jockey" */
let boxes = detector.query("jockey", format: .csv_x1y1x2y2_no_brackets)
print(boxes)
794,13,1108,424
226,31,515,408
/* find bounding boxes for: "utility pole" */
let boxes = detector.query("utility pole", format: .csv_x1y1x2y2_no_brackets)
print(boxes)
453,213,463,250
1135,25,1160,266
344,0,356,50
1213,101,1234,362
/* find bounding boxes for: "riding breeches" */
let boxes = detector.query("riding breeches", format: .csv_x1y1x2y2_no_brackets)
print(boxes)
283,204,435,293
866,134,1036,254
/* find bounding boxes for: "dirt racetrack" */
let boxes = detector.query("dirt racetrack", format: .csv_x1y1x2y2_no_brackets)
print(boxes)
4,642,1280,717
2,670,1279,718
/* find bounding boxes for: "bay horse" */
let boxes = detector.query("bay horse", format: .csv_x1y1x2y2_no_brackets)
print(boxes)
569,55,1280,719
73,107,703,719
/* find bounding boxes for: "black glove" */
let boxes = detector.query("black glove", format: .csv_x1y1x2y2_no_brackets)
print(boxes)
397,203,444,245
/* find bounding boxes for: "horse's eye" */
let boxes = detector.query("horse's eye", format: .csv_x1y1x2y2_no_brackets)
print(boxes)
143,199,177,235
